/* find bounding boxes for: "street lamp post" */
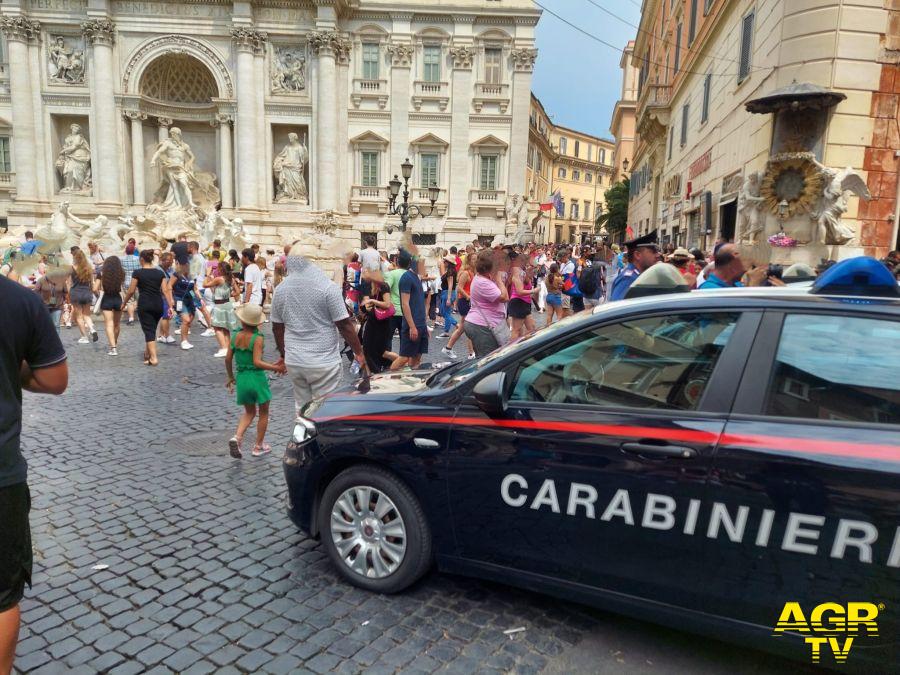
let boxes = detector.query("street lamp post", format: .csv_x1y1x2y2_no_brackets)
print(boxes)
386,158,440,234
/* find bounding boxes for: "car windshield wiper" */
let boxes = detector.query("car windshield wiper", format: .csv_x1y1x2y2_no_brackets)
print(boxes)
426,360,466,387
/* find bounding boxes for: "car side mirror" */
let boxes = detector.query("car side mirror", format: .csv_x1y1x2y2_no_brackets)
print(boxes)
473,372,507,417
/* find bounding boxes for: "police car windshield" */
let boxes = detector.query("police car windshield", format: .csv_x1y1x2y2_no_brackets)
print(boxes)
441,312,592,387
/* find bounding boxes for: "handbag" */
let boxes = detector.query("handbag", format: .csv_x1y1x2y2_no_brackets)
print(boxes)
374,304,395,321
472,303,510,347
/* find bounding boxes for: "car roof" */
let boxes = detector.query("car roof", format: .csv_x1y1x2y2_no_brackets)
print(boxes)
591,286,900,318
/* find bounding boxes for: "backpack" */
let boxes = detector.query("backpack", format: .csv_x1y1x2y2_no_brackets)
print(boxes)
578,265,600,296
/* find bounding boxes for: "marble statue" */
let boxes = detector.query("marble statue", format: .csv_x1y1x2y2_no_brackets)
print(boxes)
150,127,199,210
737,171,766,244
271,48,306,93
33,202,80,253
815,167,870,247
220,215,249,252
48,36,85,84
505,194,533,245
65,207,109,242
56,124,92,194
273,132,309,203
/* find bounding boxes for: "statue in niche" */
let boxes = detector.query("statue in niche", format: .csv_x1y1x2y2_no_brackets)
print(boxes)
150,127,198,209
56,124,92,194
814,167,869,247
273,132,309,204
271,47,306,93
48,36,84,84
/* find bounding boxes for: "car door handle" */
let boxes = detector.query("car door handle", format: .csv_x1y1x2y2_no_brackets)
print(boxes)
620,442,697,459
413,438,440,449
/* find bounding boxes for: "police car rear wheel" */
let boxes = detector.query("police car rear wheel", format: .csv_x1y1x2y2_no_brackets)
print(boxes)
319,466,432,593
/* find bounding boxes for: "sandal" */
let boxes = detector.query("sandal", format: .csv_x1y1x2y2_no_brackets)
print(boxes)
251,443,271,457
228,437,243,459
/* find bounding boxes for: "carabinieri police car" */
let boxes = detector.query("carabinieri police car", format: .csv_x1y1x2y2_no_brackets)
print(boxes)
283,258,899,668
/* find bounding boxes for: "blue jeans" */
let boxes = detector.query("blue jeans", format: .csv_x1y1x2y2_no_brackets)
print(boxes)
440,290,457,332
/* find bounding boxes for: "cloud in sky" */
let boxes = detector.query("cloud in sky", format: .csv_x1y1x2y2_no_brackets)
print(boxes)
532,0,641,140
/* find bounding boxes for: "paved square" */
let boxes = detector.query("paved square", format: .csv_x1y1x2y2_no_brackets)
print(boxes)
16,320,807,674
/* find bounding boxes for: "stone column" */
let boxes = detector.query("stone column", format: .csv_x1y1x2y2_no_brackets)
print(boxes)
309,31,346,211
125,111,147,204
0,17,40,202
27,34,49,199
82,19,121,204
156,116,172,143
387,42,413,180
448,45,475,219
213,113,234,209
231,28,265,209
508,48,537,201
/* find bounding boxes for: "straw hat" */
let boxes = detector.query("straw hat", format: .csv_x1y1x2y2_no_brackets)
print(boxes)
443,254,457,265
234,303,265,326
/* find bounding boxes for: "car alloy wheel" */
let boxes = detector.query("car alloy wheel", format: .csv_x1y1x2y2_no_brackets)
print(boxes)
330,486,407,579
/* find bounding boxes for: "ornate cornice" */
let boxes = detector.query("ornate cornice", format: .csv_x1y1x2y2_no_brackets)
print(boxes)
510,47,537,72
0,16,41,43
449,45,475,69
231,27,267,55
308,30,350,62
386,42,413,67
81,18,115,46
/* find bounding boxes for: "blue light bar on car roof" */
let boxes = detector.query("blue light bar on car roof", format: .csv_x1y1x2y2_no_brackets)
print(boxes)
811,256,900,297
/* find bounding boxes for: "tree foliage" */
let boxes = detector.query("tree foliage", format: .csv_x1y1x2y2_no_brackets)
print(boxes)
596,179,630,240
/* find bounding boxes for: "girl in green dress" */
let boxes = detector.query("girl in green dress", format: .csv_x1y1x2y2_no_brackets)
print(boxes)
225,304,286,458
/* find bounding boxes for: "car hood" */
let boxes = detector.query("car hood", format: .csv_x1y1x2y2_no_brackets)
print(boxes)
347,369,433,396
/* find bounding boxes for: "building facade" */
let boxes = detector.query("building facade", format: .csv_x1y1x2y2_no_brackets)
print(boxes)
610,39,637,182
629,0,900,257
526,93,614,244
0,0,541,249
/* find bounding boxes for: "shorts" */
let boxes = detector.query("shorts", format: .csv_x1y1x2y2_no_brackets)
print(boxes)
399,325,428,357
457,298,471,317
100,293,123,312
175,296,196,316
508,298,532,320
0,483,32,612
70,287,93,306
546,293,562,307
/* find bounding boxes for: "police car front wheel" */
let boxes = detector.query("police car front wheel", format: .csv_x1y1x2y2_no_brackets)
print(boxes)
319,466,433,593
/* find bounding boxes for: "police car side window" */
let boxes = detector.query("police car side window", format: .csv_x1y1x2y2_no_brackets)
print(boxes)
765,314,900,424
509,313,739,411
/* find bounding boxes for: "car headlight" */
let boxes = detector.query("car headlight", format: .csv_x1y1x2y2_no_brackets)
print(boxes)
284,417,317,466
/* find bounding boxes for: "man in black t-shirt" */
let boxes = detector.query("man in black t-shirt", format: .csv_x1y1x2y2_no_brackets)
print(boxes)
0,276,68,673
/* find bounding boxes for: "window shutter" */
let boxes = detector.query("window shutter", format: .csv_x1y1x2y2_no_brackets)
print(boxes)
688,0,698,44
738,12,754,83
674,23,682,73
680,103,689,146
701,73,711,123
704,191,713,234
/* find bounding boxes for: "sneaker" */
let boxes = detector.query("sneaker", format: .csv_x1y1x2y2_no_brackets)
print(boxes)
251,443,272,457
436,332,451,339
228,437,242,459
108,347,118,356
213,348,227,358
467,353,477,360
77,337,90,344
156,336,167,343
127,318,134,325
441,347,458,359
65,322,72,328
165,336,176,344
181,341,194,350
201,328,216,337
91,329,99,342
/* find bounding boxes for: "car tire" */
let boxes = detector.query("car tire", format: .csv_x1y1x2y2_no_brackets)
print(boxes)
318,465,432,594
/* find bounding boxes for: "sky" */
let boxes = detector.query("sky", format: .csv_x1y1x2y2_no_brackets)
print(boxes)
532,0,642,140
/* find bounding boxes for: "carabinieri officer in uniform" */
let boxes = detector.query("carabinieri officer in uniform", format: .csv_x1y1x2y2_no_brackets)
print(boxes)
609,230,659,301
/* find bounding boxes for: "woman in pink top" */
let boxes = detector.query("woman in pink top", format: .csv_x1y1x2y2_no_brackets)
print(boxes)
463,250,510,358
507,252,535,341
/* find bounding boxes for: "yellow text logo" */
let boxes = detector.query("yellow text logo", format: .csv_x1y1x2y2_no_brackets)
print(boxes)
773,602,881,663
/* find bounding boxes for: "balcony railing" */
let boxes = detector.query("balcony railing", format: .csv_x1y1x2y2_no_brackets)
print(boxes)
467,188,506,218
637,83,671,114
473,82,510,113
351,78,388,109
411,187,447,216
412,80,449,111
0,172,14,187
350,185,388,214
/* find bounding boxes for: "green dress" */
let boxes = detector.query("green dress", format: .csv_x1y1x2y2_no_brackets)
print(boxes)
232,330,272,405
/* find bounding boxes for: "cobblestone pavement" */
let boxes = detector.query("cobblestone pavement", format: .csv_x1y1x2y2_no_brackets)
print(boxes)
16,315,809,674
